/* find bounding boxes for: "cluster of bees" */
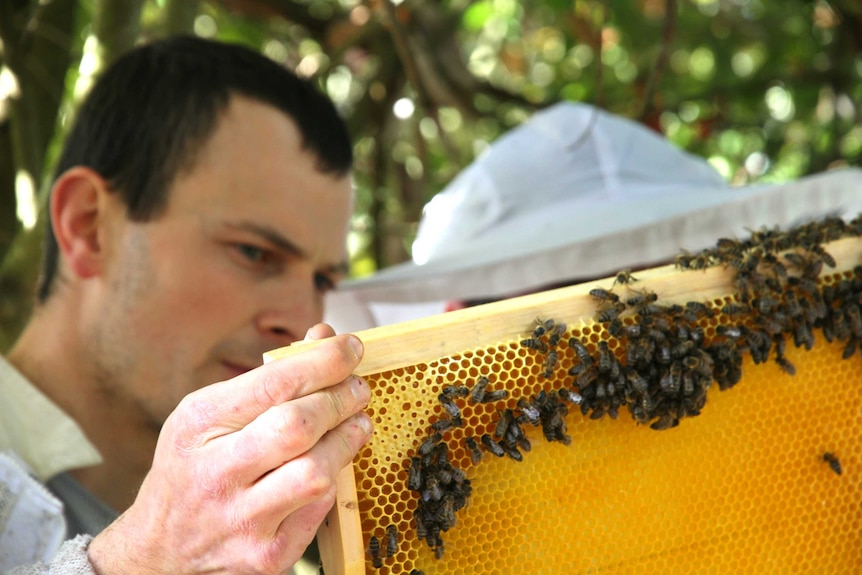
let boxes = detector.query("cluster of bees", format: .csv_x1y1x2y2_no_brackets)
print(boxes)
367,213,862,570
546,213,862,430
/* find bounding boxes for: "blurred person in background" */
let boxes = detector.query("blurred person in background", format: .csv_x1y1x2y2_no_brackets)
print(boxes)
325,101,862,331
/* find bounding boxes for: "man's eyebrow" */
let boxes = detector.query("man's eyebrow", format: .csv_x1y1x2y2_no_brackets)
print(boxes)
226,220,349,276
327,261,351,280
227,221,308,258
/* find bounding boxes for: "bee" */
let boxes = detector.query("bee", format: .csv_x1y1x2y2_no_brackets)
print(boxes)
423,474,443,502
558,388,583,405
625,368,649,394
441,384,469,399
718,236,745,250
685,300,712,315
470,376,489,403
517,397,541,425
626,289,658,308
482,388,509,403
660,364,681,393
716,325,744,339
503,442,524,462
494,408,514,438
621,324,642,338
542,349,559,378
787,275,818,294
812,244,837,268
533,317,556,338
385,525,399,557
589,288,619,303
823,452,842,475
775,355,796,376
783,291,802,318
521,337,549,353
465,436,483,464
650,414,679,431
675,251,694,269
418,432,442,456
568,337,593,365
481,433,505,457
762,252,788,279
597,341,613,374
409,570,426,575
843,338,858,360
671,340,696,359
503,416,525,442
413,509,427,541
547,322,567,346
576,366,598,388
638,303,666,316
435,493,457,529
794,322,815,351
430,416,462,432
721,302,750,316
438,394,461,418
782,252,807,270
407,457,423,490
614,269,638,286
847,304,862,337
368,535,383,568
596,304,622,323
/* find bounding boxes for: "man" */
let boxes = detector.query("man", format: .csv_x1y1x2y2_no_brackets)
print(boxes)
1,36,372,574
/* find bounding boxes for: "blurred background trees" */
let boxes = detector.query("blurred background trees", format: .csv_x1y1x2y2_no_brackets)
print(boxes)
1,0,861,350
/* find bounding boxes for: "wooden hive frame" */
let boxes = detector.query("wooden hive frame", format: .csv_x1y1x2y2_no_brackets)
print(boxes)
266,223,862,575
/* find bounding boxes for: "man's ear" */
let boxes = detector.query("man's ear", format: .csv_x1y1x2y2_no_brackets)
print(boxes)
50,167,115,280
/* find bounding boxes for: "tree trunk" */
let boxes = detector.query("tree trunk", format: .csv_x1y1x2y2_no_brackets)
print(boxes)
0,0,79,352
0,0,146,352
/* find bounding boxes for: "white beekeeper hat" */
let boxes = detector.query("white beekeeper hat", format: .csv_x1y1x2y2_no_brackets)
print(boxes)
326,102,862,331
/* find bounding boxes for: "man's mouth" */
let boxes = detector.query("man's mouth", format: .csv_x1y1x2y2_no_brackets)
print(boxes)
221,361,255,379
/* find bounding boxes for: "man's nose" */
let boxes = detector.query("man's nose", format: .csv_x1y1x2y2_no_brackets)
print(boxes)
256,278,323,345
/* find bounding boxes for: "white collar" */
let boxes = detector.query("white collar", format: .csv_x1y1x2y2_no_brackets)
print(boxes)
0,356,102,481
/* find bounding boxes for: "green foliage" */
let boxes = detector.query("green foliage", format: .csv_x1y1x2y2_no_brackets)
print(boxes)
1,0,861,349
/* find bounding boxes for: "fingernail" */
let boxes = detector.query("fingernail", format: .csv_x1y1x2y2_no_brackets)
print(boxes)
355,412,373,434
351,376,369,404
347,335,363,360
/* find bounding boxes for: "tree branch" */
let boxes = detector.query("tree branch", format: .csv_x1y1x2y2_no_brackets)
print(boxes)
638,0,677,120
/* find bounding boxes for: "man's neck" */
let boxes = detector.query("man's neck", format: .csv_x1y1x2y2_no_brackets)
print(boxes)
7,305,158,512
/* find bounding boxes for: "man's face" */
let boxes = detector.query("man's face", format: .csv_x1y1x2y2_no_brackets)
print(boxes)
87,96,353,428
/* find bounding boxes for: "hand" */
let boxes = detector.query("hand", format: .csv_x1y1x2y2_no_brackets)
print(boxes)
87,327,372,575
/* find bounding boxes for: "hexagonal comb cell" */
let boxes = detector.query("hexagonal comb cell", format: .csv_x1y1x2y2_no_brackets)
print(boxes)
265,218,862,575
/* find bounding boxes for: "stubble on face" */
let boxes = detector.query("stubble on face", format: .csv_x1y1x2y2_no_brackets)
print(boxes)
88,226,178,431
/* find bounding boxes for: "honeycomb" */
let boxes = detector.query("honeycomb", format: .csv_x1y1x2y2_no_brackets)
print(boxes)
266,218,862,575
356,334,862,575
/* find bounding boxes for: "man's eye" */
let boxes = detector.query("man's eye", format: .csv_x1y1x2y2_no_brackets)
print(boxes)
237,244,268,263
314,273,335,293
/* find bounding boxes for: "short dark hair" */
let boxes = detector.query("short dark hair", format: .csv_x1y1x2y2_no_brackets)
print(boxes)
37,35,353,301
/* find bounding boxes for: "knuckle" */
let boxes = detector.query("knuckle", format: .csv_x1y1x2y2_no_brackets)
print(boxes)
296,458,333,500
267,406,315,456
257,366,302,405
169,394,219,450
327,386,349,419
248,544,284,575
322,335,360,378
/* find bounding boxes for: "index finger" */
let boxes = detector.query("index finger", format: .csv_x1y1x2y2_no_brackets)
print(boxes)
174,333,364,438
